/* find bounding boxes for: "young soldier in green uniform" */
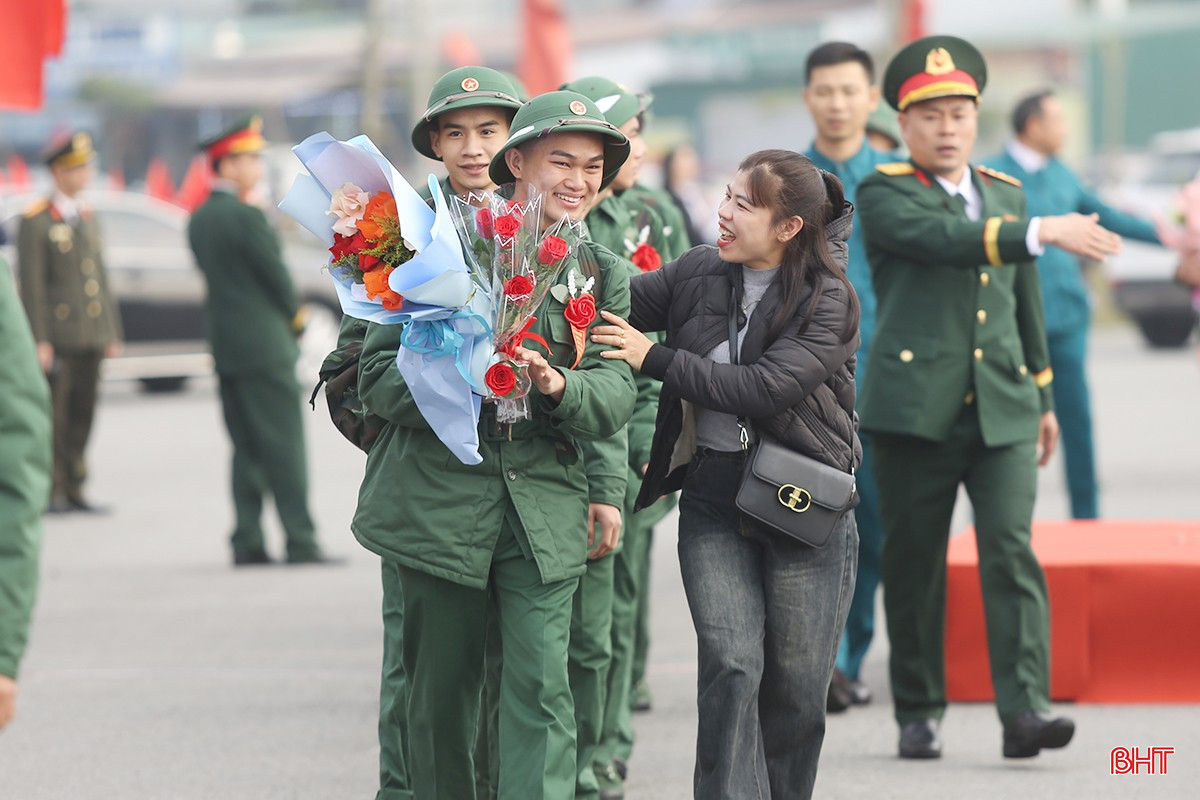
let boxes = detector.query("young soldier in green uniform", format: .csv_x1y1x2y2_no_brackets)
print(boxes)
561,75,683,797
352,91,636,800
856,35,1121,760
188,116,333,566
801,41,896,711
0,257,52,729
356,65,525,800
17,131,122,513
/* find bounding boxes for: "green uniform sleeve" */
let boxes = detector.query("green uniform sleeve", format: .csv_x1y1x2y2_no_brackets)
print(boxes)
655,197,692,261
539,246,637,442
240,207,301,323
357,321,433,429
858,175,1033,268
16,214,49,343
0,259,51,680
579,427,629,507
1014,255,1055,413
626,341,663,470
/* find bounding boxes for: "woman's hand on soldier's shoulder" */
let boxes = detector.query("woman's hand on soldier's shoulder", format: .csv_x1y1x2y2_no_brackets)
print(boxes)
592,311,653,372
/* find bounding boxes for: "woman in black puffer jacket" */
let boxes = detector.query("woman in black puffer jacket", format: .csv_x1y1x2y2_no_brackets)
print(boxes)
592,149,860,800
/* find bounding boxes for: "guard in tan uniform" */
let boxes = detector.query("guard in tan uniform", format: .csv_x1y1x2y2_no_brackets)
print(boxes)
17,132,123,513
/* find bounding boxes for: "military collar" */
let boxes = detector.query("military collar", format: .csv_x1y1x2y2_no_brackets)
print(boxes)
210,178,241,197
933,169,981,220
51,190,82,222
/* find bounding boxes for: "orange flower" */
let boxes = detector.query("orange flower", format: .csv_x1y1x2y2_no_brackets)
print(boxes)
356,192,398,240
363,265,404,310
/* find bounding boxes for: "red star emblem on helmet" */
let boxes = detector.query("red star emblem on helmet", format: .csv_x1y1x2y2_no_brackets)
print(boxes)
461,77,480,92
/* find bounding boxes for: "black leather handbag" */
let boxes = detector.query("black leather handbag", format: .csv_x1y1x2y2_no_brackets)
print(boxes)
726,284,857,548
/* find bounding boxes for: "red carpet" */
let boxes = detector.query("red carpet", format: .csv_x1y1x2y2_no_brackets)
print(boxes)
945,520,1200,703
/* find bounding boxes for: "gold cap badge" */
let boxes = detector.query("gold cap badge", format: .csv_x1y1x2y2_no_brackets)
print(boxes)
926,47,956,75
461,77,479,92
569,100,588,116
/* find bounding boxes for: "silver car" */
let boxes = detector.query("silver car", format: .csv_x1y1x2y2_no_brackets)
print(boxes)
2,189,342,391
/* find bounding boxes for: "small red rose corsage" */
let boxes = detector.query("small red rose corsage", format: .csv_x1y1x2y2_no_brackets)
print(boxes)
631,242,662,272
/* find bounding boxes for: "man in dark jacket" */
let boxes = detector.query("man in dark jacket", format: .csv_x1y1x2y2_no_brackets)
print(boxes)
188,116,333,566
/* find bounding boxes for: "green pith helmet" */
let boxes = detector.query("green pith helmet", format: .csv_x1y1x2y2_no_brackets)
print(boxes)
866,105,902,150
488,90,630,190
411,66,523,161
882,34,987,112
559,75,651,129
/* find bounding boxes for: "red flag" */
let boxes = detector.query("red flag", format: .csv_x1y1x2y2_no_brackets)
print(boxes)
7,155,32,192
45,0,67,57
518,0,572,97
0,4,49,110
902,0,927,43
145,158,176,203
174,156,212,212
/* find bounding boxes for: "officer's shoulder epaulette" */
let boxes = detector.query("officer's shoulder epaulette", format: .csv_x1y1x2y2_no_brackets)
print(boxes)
977,165,1022,188
875,162,915,177
22,198,50,218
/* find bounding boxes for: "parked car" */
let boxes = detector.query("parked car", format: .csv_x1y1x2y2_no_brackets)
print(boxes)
1099,128,1200,348
1,190,342,391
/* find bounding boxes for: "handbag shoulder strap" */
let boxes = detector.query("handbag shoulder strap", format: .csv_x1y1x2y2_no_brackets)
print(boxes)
728,282,750,452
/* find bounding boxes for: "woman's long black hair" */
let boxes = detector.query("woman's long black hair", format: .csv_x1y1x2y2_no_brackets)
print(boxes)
737,149,860,343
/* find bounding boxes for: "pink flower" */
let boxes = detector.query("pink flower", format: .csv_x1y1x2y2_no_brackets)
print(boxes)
328,183,371,237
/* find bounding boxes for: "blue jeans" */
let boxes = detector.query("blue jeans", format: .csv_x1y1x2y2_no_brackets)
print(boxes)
677,449,858,800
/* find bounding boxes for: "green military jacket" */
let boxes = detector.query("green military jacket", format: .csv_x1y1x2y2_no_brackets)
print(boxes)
0,259,52,679
856,162,1054,447
352,241,637,588
621,183,691,262
17,199,122,352
187,187,301,375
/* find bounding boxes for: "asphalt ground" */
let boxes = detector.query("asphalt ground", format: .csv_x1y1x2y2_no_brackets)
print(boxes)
1,323,1198,799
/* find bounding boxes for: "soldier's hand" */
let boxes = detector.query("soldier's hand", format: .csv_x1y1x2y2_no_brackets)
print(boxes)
1037,411,1060,467
511,345,566,404
1039,213,1122,261
36,342,54,373
587,502,622,560
0,674,17,730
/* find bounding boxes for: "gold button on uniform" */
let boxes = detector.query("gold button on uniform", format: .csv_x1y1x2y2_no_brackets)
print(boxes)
86,300,102,319
964,391,975,405
980,272,990,286
976,309,987,324
84,278,100,297
899,349,914,363
1018,365,1028,376
974,348,983,361
81,258,96,276
55,303,70,321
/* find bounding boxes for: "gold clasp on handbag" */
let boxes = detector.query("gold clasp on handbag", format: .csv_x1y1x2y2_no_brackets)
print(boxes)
777,484,812,513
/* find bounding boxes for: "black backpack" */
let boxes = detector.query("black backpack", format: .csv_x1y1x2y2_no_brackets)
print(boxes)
309,317,386,453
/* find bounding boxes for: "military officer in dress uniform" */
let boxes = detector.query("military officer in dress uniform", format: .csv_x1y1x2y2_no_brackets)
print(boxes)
0,255,52,729
352,91,635,800
17,131,123,513
856,36,1122,760
188,116,333,567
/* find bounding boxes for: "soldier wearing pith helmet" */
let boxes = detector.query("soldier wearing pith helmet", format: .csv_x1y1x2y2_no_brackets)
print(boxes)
17,130,123,514
411,66,523,203
353,90,636,799
856,35,1121,762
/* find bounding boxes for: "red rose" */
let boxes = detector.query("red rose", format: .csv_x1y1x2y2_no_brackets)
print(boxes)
475,208,495,239
504,274,535,299
631,242,662,272
494,214,522,237
537,235,570,266
330,231,366,261
358,252,381,272
564,294,598,329
485,362,518,396
506,201,525,223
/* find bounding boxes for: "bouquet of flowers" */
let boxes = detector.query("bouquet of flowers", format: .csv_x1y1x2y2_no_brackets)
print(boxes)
449,190,586,422
1156,173,1200,295
280,133,493,464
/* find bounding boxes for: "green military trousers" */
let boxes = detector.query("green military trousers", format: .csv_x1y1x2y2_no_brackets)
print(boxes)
872,405,1052,727
377,559,412,800
48,349,103,504
216,367,318,560
397,516,579,800
569,551,616,798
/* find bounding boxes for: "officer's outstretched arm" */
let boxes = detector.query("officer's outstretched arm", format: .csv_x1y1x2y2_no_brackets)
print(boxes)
357,321,433,429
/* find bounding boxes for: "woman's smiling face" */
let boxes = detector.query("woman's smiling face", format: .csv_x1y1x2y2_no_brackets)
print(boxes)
717,169,796,270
